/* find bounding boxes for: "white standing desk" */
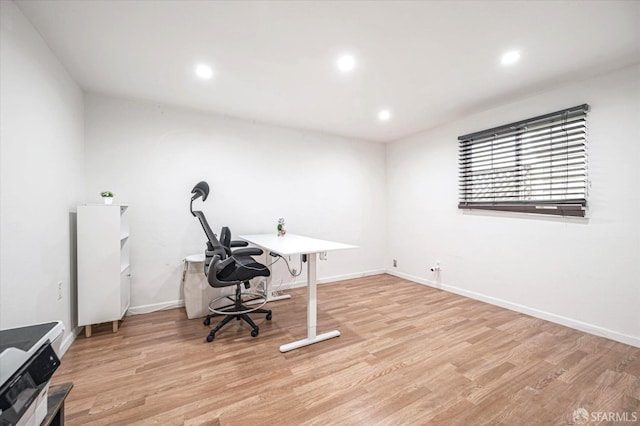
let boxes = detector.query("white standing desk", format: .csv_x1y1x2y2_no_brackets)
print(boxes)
239,233,357,352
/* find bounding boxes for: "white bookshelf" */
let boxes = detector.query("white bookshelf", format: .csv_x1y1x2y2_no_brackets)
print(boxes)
77,204,131,337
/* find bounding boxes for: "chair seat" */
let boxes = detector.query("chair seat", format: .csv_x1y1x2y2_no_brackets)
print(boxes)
218,255,270,282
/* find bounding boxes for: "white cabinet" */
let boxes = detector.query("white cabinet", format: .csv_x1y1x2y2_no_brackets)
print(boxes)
77,204,130,337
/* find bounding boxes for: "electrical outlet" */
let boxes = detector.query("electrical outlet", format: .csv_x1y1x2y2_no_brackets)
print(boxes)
57,281,63,300
393,259,397,267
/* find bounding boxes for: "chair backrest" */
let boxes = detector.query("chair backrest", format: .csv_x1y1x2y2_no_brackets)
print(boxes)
189,181,225,259
190,181,240,287
192,210,226,260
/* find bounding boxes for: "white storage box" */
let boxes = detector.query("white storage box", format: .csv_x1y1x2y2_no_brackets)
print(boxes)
182,254,234,319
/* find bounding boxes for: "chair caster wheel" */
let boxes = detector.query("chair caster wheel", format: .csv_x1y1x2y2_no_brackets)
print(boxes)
206,333,215,342
251,328,259,337
266,312,272,321
203,318,211,326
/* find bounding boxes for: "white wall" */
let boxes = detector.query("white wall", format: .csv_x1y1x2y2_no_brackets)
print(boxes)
83,93,386,311
386,64,640,346
0,1,84,349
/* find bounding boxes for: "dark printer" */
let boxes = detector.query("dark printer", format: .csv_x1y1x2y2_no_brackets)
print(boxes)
0,321,64,426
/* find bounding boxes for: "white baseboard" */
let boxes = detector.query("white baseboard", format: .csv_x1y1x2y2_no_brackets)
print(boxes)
125,269,385,315
386,269,640,348
276,268,386,291
127,300,185,316
70,268,639,349
386,269,436,288
60,327,81,357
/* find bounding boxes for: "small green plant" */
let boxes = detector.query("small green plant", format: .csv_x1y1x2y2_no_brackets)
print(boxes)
100,191,114,198
277,217,286,236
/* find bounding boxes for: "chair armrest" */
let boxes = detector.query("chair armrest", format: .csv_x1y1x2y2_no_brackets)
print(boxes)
230,240,248,248
232,248,264,257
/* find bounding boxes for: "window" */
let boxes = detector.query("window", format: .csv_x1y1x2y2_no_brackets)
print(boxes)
458,104,589,217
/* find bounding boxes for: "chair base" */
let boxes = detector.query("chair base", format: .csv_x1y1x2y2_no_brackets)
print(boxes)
207,289,267,315
203,281,272,342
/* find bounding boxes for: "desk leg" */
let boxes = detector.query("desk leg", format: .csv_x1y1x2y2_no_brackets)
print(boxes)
308,253,317,339
279,253,340,352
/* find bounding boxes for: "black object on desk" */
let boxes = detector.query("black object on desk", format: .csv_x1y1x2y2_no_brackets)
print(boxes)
42,382,73,426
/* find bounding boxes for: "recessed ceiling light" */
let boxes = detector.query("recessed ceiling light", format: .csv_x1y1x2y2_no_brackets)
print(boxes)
195,64,213,80
501,50,521,66
378,109,391,122
336,54,356,73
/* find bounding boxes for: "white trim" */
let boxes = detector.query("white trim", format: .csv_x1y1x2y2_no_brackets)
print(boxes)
279,269,386,290
386,269,437,288
321,268,386,282
125,269,385,315
59,327,81,357
127,300,185,316
386,269,640,348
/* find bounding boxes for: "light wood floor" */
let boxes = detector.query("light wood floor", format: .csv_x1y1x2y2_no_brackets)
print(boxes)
52,274,640,425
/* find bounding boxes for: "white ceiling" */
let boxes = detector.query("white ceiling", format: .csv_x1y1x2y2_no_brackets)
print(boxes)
16,0,640,142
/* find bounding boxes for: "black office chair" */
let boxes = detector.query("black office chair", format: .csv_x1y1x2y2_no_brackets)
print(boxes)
190,181,272,342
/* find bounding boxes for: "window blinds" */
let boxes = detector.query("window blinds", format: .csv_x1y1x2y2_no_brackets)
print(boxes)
458,104,589,217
